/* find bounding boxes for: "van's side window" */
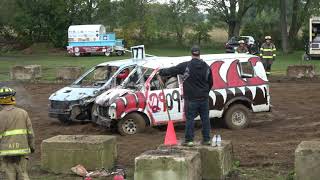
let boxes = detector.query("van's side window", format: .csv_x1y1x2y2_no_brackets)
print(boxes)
239,62,254,78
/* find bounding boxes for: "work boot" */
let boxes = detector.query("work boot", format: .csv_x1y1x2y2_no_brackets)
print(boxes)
201,141,211,146
182,141,194,147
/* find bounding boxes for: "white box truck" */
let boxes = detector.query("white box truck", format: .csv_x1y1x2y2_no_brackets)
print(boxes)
306,17,320,60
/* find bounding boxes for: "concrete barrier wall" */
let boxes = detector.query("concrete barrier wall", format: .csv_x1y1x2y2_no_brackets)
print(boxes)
295,141,320,180
41,135,117,174
287,65,315,78
135,149,201,180
10,65,42,80
159,140,233,180
56,66,84,80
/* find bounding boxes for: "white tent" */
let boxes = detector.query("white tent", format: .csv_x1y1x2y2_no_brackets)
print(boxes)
68,24,106,42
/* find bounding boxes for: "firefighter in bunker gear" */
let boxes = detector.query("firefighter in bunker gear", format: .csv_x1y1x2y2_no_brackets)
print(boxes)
260,36,276,75
0,87,35,180
236,40,249,53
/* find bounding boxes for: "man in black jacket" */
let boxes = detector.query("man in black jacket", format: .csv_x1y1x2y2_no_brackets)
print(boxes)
159,46,213,146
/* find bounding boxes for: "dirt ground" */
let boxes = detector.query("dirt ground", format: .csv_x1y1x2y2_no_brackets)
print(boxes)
2,78,320,179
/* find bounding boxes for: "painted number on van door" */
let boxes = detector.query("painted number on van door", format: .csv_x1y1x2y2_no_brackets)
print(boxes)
148,90,181,113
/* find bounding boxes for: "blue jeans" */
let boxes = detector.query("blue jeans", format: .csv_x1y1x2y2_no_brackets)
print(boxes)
185,99,211,142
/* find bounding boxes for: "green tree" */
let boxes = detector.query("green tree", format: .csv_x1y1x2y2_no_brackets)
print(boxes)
167,0,199,45
192,21,212,46
206,0,254,39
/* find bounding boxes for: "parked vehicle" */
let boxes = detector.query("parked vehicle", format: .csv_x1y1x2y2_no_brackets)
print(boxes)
305,17,320,60
48,57,156,123
94,54,271,135
225,36,259,55
67,24,125,57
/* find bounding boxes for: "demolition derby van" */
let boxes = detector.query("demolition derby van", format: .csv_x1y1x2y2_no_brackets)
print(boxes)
48,57,157,123
94,54,271,135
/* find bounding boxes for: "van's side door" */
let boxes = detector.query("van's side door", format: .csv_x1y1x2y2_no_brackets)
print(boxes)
145,69,184,125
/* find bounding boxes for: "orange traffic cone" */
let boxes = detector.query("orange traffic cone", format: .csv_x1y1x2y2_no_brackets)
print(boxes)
164,120,177,146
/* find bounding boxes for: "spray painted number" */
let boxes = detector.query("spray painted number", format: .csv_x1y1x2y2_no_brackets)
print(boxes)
148,90,181,113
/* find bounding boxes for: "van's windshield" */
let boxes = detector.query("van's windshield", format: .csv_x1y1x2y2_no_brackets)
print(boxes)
72,65,119,87
121,66,154,90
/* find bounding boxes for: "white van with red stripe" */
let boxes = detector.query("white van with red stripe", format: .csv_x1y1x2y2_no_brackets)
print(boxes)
94,54,270,135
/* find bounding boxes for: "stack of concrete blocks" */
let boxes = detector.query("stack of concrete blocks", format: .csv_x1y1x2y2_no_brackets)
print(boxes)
41,135,117,174
56,66,84,81
10,65,42,80
160,141,233,180
135,149,202,180
295,141,320,180
287,65,315,78
135,140,233,180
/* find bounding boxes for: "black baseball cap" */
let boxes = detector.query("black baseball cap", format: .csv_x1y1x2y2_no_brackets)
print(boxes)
191,45,200,56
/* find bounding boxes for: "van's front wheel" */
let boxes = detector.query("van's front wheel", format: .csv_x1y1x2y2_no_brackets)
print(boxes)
117,113,146,135
224,104,250,129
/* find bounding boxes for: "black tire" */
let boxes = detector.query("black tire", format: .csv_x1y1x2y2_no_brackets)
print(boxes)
57,115,71,124
117,113,146,136
224,104,250,129
116,51,124,56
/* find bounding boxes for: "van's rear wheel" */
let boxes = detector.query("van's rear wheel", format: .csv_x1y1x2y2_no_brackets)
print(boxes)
117,113,146,136
116,51,124,56
224,104,250,129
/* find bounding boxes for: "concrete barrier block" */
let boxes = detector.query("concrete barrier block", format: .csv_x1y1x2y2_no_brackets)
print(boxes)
10,65,42,80
134,149,201,180
287,65,315,78
41,135,117,174
56,66,84,80
295,141,320,180
159,140,233,180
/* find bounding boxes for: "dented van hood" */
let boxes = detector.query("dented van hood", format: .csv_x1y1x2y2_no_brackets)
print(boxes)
49,87,99,101
95,88,132,106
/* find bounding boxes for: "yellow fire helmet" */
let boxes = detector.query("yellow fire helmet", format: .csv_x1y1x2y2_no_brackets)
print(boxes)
0,87,16,105
265,36,272,40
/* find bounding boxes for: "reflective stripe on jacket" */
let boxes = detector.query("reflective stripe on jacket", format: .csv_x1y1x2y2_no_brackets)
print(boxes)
260,42,276,58
0,106,35,156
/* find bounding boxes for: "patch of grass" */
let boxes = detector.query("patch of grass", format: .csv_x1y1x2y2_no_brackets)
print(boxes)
0,48,223,81
0,49,319,82
272,51,320,75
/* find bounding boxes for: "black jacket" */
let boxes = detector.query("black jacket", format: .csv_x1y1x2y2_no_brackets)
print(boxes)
159,58,213,100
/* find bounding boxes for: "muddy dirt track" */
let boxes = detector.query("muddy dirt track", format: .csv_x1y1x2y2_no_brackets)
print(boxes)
3,79,320,178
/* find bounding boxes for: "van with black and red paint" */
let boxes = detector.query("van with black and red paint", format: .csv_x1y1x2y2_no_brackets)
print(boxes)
94,54,270,135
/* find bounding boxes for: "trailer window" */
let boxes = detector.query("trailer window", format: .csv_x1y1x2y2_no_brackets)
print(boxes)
239,62,254,78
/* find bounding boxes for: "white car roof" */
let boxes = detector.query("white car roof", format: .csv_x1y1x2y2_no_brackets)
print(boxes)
96,56,161,67
141,54,258,69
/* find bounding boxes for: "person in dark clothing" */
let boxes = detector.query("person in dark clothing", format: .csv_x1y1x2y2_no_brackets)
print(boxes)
158,45,213,146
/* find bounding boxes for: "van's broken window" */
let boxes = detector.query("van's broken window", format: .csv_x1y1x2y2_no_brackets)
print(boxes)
75,65,118,87
239,62,254,78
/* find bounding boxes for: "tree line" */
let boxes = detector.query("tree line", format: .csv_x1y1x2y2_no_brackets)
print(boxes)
0,0,319,53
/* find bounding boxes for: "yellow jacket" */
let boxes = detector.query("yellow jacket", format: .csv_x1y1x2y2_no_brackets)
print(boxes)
0,105,35,156
260,42,276,59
